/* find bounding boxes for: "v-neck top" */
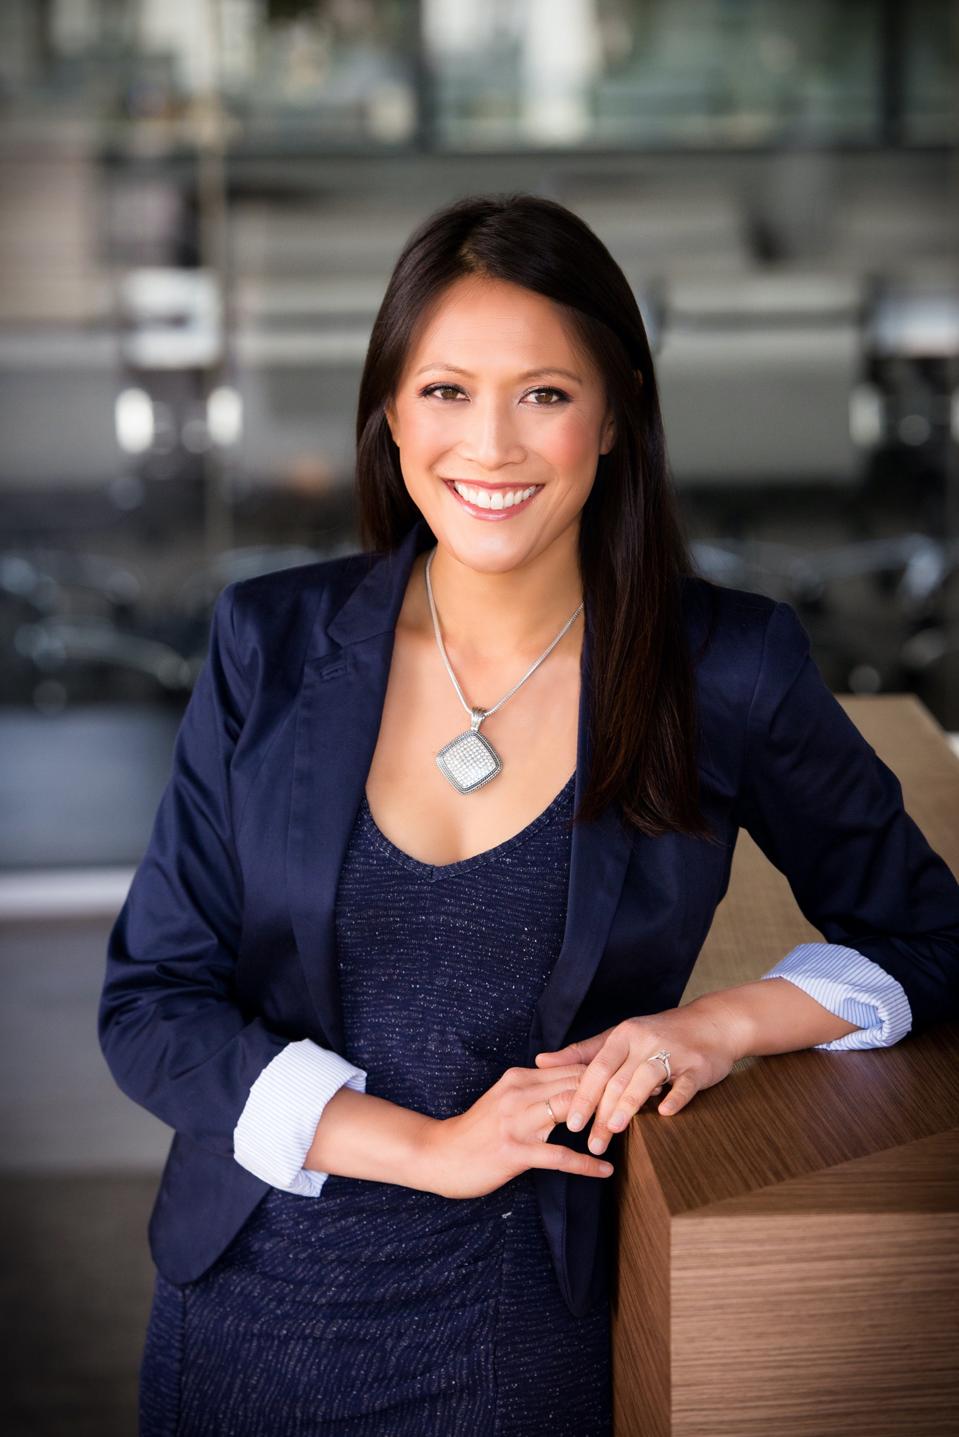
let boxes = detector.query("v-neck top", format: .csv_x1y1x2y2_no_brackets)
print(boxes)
358,769,577,882
332,764,578,1122
158,753,612,1435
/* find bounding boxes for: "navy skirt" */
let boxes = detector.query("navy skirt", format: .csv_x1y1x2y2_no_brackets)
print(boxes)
139,772,612,1435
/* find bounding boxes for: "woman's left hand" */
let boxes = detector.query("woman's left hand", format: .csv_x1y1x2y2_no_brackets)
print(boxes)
533,998,743,1155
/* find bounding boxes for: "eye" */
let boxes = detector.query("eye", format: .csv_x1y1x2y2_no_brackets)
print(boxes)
419,383,570,405
420,384,466,401
526,386,570,405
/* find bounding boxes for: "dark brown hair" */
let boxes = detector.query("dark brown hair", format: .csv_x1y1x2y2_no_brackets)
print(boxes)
354,192,716,843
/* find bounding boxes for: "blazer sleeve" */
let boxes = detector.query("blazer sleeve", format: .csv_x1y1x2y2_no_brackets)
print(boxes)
733,600,959,1033
98,583,319,1158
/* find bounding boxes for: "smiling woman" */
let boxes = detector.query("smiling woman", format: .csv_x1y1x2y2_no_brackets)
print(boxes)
443,477,543,514
110,192,959,1437
384,273,616,560
358,194,706,844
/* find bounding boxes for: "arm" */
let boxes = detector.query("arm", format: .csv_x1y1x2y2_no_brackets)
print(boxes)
692,969,888,1061
234,1040,451,1195
694,601,959,1055
302,1085,438,1190
232,1037,441,1194
233,1039,369,1194
99,583,446,1191
756,941,912,1050
98,583,294,1155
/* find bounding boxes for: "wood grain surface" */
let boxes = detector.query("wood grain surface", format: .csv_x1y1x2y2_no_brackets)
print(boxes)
611,694,959,1437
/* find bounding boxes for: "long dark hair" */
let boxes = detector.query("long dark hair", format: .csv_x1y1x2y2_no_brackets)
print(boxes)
354,192,716,843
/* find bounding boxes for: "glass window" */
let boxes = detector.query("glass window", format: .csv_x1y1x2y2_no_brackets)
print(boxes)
902,0,959,144
425,0,884,150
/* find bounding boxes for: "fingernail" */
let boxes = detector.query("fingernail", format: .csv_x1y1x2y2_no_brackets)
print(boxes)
609,1110,627,1130
599,1162,614,1175
588,1135,606,1154
567,1111,584,1131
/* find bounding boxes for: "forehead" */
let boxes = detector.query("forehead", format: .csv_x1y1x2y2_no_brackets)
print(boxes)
407,275,584,364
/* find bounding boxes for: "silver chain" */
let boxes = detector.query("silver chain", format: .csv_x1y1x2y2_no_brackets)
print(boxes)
424,545,584,723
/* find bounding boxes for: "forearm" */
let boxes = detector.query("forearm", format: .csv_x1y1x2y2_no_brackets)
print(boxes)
690,978,862,1060
304,1085,441,1192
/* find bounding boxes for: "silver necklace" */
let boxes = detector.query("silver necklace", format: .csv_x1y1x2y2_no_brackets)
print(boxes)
425,544,584,795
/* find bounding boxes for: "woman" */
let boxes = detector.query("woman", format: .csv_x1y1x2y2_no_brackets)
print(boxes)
100,194,959,1435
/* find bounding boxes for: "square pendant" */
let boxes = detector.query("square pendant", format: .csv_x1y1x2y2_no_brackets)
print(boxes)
435,729,503,794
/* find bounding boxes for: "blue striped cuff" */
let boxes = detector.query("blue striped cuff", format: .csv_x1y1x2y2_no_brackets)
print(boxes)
759,942,913,1049
233,1038,368,1195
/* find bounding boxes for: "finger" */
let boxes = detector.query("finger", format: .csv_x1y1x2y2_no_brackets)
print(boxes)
589,1055,676,1152
522,1085,585,1140
504,1062,587,1089
520,1080,589,1126
599,1044,673,1118
595,1070,660,1138
563,1031,634,1132
658,1076,696,1116
530,1141,615,1180
520,1091,615,1180
527,1063,589,1086
534,1033,608,1067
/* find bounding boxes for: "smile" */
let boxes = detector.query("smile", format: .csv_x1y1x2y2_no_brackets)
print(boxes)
442,479,543,520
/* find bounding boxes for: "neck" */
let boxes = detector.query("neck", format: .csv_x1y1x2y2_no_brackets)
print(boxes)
415,532,584,667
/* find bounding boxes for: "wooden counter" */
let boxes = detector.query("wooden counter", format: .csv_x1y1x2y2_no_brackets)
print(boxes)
611,695,959,1437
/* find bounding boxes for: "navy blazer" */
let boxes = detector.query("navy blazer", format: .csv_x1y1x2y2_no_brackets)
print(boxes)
99,514,959,1318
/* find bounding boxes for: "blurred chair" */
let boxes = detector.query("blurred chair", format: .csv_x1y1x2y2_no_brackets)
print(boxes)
2,541,354,708
229,196,429,284
829,181,959,286
560,182,755,288
0,330,124,496
655,272,870,488
231,330,367,496
174,542,356,612
660,271,959,700
13,617,195,698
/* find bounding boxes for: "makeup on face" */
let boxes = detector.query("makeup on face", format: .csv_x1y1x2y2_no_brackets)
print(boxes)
442,478,544,521
386,277,614,551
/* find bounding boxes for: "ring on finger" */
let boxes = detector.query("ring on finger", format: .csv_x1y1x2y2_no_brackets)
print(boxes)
646,1049,671,1081
541,1094,559,1140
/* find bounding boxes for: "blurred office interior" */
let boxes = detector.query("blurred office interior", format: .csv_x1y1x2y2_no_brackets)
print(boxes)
0,2,957,1432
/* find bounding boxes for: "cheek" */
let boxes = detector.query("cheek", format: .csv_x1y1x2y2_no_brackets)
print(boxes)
398,405,454,456
395,403,603,477
541,414,602,475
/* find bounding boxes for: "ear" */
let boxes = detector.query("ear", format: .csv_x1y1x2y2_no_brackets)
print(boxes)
384,399,398,446
599,407,616,456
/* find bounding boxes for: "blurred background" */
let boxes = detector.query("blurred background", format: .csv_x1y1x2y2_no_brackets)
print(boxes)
0,1,957,1431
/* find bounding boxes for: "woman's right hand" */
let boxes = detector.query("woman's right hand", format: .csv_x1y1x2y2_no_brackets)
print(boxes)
420,1063,616,1199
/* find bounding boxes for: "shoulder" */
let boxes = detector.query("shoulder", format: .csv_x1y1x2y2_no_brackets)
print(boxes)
680,571,776,636
680,572,812,705
218,545,381,680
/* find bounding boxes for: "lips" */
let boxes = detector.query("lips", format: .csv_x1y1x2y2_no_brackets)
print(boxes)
443,479,543,521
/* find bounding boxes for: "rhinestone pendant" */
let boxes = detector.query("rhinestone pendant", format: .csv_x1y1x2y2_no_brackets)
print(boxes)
435,706,503,794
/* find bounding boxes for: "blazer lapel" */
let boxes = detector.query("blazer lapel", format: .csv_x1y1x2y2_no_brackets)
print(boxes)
287,519,426,1053
287,517,634,1058
529,685,633,1057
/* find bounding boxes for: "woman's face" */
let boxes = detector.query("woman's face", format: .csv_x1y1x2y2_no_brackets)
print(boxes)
384,275,616,574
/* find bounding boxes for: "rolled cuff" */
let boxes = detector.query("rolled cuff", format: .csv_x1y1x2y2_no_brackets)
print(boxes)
233,1038,368,1195
759,942,913,1049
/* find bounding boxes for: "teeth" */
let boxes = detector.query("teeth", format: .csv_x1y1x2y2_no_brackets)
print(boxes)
452,481,539,510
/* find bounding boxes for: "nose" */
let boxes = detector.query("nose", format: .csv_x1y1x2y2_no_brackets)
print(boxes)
456,393,526,471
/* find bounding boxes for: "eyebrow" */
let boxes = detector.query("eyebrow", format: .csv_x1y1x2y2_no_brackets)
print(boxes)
414,363,583,384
